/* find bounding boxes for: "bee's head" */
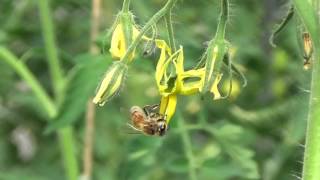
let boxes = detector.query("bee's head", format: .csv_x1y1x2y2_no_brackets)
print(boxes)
156,120,168,136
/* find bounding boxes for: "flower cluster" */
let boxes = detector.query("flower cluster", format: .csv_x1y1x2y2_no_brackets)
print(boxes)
93,0,243,126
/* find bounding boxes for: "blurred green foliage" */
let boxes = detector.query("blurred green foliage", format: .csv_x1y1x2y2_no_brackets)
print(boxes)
0,0,310,179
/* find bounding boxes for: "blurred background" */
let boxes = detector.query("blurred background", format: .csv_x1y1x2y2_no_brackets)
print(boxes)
0,0,311,179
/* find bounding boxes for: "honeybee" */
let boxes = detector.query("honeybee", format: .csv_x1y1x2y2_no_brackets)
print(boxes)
128,104,168,136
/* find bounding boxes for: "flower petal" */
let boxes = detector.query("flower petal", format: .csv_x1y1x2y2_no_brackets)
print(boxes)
109,24,139,62
159,95,177,124
109,24,124,59
210,73,223,100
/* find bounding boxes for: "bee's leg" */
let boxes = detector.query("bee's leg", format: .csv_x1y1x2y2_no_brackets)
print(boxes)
149,104,160,111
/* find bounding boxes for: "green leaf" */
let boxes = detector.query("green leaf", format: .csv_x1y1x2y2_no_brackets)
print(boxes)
201,158,249,180
209,122,259,179
45,54,112,133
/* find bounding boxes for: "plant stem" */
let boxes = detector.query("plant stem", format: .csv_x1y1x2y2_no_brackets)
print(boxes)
0,47,79,180
215,0,229,40
165,10,176,52
177,112,197,180
37,1,79,179
59,128,79,180
0,47,56,118
38,0,64,101
121,0,178,63
122,0,131,13
293,1,320,180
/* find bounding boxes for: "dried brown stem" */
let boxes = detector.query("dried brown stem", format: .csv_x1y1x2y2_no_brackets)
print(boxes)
82,0,102,179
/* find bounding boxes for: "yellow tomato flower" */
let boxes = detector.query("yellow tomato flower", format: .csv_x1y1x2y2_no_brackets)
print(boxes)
155,43,207,122
155,45,205,96
154,40,230,122
156,42,223,98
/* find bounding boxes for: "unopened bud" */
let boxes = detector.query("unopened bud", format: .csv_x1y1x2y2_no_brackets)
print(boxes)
109,12,139,62
93,62,128,106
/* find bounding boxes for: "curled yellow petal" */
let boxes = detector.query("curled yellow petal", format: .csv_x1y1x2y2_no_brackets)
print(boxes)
173,47,185,92
180,81,202,95
181,68,205,79
155,40,172,85
179,68,205,95
156,44,182,96
210,73,223,100
159,95,177,124
155,45,206,96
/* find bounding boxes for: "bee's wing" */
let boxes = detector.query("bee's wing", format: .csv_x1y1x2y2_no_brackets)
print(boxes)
143,104,160,117
118,123,143,135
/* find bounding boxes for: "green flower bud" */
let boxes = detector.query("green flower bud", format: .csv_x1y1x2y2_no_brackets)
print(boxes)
93,62,128,106
108,12,139,62
200,41,228,100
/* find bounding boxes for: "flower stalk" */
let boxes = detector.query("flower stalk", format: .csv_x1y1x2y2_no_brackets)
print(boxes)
215,0,229,40
122,0,131,13
165,10,177,52
201,0,230,96
120,0,178,63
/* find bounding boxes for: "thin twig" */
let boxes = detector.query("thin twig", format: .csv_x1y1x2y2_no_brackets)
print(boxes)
83,100,96,180
82,0,102,179
89,0,102,54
